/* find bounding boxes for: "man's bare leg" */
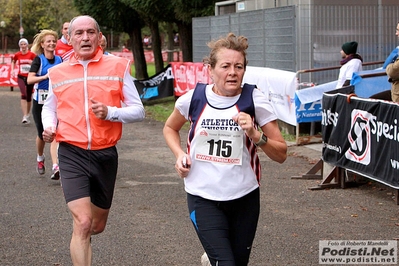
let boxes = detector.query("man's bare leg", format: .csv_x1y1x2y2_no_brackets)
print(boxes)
67,197,110,266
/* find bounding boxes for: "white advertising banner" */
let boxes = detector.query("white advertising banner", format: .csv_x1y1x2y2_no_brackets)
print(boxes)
243,66,297,126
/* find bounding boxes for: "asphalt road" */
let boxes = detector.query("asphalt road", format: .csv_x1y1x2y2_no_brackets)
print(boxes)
1,88,398,266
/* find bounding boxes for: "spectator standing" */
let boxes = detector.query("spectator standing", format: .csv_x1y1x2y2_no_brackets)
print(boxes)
11,38,36,124
55,22,73,61
27,30,62,179
174,33,179,46
386,22,399,102
336,41,363,89
41,15,145,265
163,32,287,265
143,35,150,48
386,59,399,102
122,45,129,52
383,22,399,69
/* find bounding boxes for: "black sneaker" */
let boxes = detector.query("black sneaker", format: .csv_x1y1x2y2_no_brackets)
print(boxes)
50,165,60,180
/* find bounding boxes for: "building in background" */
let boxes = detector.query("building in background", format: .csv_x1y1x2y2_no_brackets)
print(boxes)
193,0,399,85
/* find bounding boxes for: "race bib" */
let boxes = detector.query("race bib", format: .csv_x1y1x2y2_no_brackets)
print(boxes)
20,64,31,74
194,129,244,165
38,89,48,104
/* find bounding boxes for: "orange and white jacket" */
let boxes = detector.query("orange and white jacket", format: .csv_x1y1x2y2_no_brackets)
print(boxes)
42,48,145,150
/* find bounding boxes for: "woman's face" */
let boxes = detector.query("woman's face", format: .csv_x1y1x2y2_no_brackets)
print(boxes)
19,42,28,51
41,35,57,52
209,48,245,96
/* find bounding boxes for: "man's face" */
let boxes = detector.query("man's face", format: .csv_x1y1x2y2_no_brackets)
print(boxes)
396,23,399,38
62,22,70,39
69,17,102,60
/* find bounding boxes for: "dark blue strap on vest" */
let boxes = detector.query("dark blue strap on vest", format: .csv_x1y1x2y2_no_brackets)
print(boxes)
188,83,207,121
188,83,257,132
239,83,256,117
189,83,256,118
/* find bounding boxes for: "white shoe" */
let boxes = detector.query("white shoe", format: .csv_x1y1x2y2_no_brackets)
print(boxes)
201,252,211,266
22,115,30,124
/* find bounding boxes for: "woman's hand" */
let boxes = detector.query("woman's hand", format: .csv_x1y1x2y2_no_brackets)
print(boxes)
232,112,258,139
175,154,191,178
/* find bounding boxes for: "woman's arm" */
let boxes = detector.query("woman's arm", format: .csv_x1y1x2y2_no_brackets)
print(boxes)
257,120,287,163
27,72,48,85
27,56,47,85
233,112,287,164
163,108,191,177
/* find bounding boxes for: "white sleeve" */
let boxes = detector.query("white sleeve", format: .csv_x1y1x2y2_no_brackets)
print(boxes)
106,70,145,123
336,60,362,88
253,88,278,127
42,77,58,130
336,66,346,89
175,89,194,120
345,60,362,80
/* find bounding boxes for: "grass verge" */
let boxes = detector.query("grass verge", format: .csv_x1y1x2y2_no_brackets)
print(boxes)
131,62,163,78
143,96,175,122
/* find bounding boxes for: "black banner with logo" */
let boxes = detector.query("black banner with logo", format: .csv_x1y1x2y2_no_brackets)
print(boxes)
322,93,399,188
134,64,174,101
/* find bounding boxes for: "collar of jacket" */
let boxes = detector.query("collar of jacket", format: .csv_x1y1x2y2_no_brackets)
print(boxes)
340,53,363,66
68,47,103,65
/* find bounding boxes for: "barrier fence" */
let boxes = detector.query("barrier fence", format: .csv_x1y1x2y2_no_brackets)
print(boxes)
295,60,385,145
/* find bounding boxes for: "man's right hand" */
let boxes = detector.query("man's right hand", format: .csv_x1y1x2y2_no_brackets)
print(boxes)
42,127,56,143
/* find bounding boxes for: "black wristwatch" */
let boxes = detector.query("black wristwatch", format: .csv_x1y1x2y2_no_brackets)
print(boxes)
255,133,268,147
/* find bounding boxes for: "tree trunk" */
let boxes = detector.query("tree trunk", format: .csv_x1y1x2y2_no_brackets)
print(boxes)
149,21,164,74
130,27,148,80
166,22,175,63
177,22,193,62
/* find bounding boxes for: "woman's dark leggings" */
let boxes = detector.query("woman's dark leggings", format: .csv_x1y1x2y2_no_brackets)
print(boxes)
187,188,260,266
32,100,44,140
17,75,33,102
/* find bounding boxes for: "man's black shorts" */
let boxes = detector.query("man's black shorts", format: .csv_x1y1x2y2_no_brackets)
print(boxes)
58,142,118,209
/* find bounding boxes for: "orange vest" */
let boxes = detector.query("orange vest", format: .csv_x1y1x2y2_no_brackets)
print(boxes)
48,48,130,150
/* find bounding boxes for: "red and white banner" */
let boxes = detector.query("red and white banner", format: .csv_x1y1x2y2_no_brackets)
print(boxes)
112,50,182,63
170,62,211,97
0,54,18,87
